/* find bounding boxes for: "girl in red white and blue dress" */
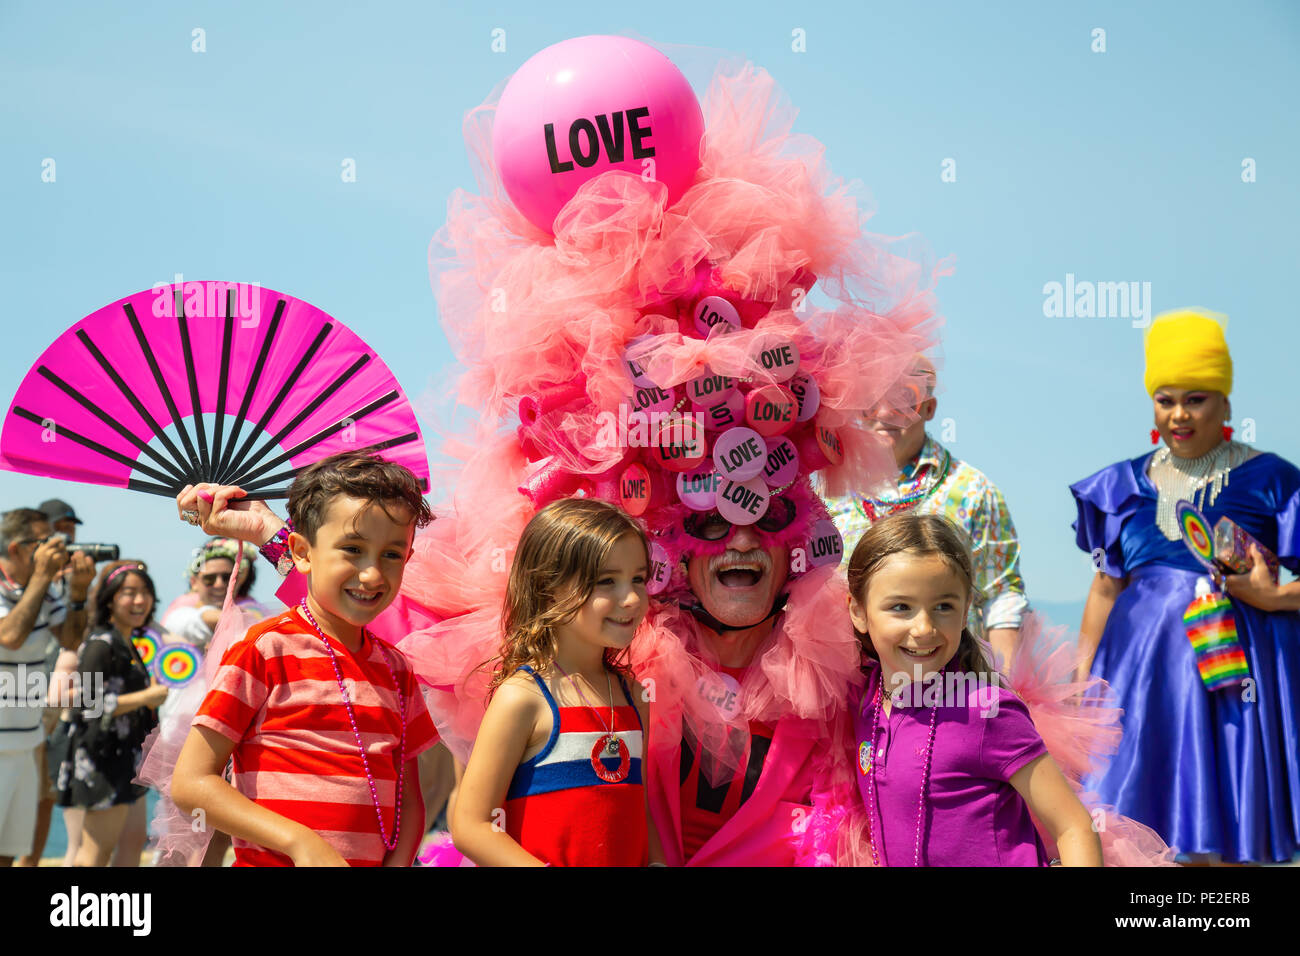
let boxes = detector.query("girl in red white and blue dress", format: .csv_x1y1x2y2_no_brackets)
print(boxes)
452,498,663,866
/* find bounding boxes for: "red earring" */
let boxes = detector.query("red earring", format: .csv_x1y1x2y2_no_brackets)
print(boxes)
1150,429,1160,445
1222,425,1234,441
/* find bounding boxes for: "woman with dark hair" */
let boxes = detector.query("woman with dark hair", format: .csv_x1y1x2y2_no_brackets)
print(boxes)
55,562,168,866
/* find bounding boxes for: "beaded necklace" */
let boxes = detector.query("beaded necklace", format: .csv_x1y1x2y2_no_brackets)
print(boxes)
298,600,406,851
858,444,952,523
863,669,940,867
1148,439,1254,541
553,660,631,783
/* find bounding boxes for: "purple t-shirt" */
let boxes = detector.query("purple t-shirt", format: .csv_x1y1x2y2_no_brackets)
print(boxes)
852,665,1050,866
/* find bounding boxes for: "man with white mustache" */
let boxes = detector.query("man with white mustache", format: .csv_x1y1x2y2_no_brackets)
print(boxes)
657,524,807,865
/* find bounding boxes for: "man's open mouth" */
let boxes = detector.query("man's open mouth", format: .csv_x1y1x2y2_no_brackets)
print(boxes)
711,551,771,590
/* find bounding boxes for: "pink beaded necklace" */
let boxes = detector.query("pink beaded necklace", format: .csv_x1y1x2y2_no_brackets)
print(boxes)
863,669,940,867
298,600,406,851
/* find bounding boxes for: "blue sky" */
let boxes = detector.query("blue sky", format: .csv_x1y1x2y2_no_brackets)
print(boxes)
2,1,1297,615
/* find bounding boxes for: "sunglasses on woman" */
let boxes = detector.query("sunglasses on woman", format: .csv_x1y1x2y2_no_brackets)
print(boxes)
200,571,232,587
683,497,798,540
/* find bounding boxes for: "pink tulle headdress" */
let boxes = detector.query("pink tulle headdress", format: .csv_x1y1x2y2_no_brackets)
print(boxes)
401,44,946,780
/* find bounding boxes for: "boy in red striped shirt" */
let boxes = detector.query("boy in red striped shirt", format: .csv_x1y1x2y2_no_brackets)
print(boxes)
173,453,439,866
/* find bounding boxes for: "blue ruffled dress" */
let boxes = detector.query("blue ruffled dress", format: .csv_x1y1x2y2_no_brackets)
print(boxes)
1071,450,1300,863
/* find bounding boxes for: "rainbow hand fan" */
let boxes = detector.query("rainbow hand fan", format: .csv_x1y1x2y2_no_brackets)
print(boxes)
0,281,429,498
132,629,160,668
1175,500,1280,582
1175,501,1218,572
154,642,204,688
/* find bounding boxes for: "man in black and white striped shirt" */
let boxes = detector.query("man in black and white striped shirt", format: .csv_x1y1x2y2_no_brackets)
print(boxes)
0,508,93,865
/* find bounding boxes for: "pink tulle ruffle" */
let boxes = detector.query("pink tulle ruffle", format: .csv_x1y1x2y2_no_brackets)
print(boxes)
430,59,945,491
137,556,262,867
1005,612,1178,866
404,51,943,789
628,567,863,786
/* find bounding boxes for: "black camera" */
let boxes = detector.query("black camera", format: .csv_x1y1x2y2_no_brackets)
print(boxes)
49,533,119,563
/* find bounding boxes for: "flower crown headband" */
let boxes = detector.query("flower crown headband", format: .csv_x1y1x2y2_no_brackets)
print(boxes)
186,538,252,578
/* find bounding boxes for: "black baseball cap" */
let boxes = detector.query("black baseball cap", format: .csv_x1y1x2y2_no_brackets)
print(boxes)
39,499,83,525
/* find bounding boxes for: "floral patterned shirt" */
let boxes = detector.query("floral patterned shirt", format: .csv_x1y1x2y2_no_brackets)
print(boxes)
826,434,1029,636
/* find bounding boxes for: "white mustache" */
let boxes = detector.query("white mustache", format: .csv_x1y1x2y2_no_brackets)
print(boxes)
707,548,772,576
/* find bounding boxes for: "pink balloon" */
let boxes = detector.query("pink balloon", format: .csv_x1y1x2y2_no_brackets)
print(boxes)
492,36,705,235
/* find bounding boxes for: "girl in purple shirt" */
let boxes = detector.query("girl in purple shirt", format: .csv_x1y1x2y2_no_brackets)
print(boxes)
845,513,1102,866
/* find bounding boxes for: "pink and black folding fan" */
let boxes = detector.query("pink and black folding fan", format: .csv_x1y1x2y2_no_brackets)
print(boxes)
0,281,429,499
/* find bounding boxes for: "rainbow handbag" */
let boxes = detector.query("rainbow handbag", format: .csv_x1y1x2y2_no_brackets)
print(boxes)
1175,502,1253,692
1183,578,1250,691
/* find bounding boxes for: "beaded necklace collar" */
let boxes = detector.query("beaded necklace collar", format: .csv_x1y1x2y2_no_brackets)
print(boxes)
1148,439,1255,541
858,437,952,523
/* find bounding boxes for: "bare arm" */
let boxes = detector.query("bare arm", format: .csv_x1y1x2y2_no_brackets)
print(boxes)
452,679,548,867
76,637,168,717
0,571,54,650
987,628,1019,673
172,724,347,866
0,533,70,649
1077,572,1126,681
112,682,169,716
1010,753,1103,867
382,758,426,867
54,552,95,650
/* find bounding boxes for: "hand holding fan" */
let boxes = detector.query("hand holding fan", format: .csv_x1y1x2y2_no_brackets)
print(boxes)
1175,501,1279,583
1,281,429,499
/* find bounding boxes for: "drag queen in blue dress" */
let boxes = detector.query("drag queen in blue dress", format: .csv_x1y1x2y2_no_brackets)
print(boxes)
1070,310,1300,863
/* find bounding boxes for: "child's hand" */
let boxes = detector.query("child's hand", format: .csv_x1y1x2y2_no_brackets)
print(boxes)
289,830,350,867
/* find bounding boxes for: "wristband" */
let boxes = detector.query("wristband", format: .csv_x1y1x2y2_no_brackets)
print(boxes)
259,522,296,578
68,600,86,613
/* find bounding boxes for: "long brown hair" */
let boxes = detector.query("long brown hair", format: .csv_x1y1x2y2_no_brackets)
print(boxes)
845,512,995,677
487,498,649,696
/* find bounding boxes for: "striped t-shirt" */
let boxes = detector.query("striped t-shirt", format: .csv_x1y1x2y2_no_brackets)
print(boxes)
0,580,66,750
193,607,439,866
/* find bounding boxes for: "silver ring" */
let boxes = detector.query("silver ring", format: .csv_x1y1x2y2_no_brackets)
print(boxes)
181,510,200,526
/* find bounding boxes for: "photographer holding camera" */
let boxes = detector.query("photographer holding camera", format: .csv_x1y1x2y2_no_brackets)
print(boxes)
0,507,95,866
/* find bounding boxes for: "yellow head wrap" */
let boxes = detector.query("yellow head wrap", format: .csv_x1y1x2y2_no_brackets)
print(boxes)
1143,309,1233,397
